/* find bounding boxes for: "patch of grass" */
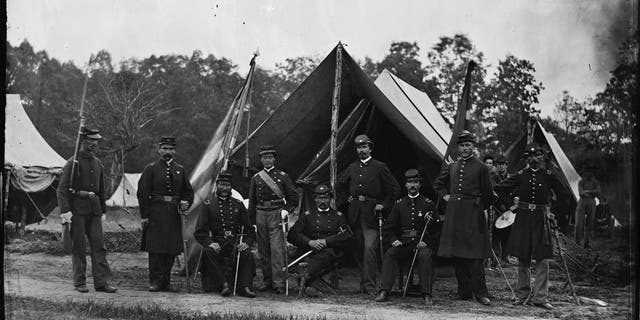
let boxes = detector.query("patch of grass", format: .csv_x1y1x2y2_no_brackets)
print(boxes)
5,295,337,320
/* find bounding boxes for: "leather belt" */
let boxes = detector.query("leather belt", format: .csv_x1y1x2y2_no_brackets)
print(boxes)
517,201,549,211
257,199,285,210
401,229,419,238
150,195,181,203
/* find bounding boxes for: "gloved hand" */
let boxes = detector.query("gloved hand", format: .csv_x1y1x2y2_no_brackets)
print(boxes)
179,200,190,212
391,240,403,247
237,242,249,252
60,212,72,224
281,209,289,219
209,242,221,253
417,241,428,249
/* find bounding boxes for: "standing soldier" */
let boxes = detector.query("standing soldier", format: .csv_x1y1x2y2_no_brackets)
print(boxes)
287,184,353,297
337,134,400,294
574,170,601,249
495,144,563,310
194,172,257,298
248,145,298,294
57,128,117,293
492,155,512,266
137,136,194,292
433,130,494,306
375,169,441,305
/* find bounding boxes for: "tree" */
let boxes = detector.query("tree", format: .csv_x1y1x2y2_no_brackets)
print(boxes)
481,54,543,152
273,55,321,97
425,34,488,122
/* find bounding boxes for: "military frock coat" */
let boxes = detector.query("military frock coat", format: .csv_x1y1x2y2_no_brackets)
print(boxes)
433,156,494,259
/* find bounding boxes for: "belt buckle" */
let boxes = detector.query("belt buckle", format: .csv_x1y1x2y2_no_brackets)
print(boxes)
528,204,536,210
163,196,172,202
357,195,366,201
224,230,232,237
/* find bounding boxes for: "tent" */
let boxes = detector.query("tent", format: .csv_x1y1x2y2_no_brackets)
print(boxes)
106,173,142,207
227,45,452,206
3,94,66,224
503,120,621,228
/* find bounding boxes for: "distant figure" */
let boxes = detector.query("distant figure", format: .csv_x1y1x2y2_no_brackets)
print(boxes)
595,197,613,238
574,171,600,248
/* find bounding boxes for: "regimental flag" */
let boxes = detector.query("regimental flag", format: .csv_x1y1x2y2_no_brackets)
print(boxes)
442,60,476,167
182,54,258,275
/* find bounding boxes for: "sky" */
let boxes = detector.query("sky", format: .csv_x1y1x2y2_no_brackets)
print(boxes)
7,0,637,117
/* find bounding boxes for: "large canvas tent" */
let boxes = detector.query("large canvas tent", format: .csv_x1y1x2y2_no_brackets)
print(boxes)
3,94,66,224
106,173,142,207
227,45,452,205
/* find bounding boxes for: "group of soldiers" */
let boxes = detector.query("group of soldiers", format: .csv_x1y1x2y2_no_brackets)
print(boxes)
57,127,565,311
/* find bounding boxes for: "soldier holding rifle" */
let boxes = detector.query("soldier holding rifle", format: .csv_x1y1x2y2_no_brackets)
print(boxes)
337,134,400,294
57,128,117,293
287,184,352,297
495,144,564,310
194,172,257,298
375,169,441,306
137,136,194,292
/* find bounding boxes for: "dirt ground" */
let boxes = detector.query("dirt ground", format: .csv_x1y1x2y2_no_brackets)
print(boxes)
3,210,633,320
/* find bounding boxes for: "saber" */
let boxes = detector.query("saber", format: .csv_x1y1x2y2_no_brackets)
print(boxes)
490,247,516,300
179,208,191,293
283,250,313,271
233,225,245,296
377,208,384,267
281,214,289,296
402,212,434,297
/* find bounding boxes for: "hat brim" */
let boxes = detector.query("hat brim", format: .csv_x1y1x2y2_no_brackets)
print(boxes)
83,134,102,140
259,151,277,156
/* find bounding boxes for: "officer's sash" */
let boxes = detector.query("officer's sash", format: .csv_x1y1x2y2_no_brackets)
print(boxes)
257,170,285,199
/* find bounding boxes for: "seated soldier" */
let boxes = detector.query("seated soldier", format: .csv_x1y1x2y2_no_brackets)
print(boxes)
194,172,257,298
595,197,612,237
287,184,353,297
375,169,441,306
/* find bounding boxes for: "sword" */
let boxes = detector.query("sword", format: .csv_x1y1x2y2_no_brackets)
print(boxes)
233,225,246,296
280,213,289,296
179,208,191,293
402,211,434,297
283,250,313,271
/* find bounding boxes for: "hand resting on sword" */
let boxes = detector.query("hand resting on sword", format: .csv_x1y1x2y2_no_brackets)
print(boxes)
308,239,326,250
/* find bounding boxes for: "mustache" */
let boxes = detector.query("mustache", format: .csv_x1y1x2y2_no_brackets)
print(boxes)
162,154,173,160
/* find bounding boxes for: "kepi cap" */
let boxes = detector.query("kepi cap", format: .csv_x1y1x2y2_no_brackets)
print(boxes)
259,145,277,156
313,184,332,196
354,134,373,146
456,130,476,144
404,169,422,181
216,172,233,184
158,136,176,146
81,127,102,140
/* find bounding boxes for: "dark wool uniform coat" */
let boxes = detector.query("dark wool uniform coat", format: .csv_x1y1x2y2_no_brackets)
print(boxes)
137,159,194,254
247,168,298,224
337,158,400,228
495,167,563,260
384,194,441,250
433,156,494,259
57,151,107,216
194,196,255,249
287,208,350,251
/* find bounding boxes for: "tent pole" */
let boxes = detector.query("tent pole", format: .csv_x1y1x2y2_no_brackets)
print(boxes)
2,167,10,218
330,43,343,200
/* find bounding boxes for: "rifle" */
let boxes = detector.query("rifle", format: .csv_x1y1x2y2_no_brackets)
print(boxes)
402,211,435,297
63,74,90,254
233,225,246,296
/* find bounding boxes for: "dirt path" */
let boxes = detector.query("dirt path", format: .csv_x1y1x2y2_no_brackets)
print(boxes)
5,253,551,320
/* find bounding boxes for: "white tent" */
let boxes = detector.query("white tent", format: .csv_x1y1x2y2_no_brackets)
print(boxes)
106,173,142,207
4,94,66,224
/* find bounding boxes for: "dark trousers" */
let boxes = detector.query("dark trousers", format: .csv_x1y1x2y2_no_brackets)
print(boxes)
453,258,488,298
302,249,340,284
149,252,177,288
201,246,255,292
492,225,511,261
380,246,434,296
256,208,285,288
350,217,379,292
71,215,111,288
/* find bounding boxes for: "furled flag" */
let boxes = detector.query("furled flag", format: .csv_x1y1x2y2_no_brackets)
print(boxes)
442,60,476,167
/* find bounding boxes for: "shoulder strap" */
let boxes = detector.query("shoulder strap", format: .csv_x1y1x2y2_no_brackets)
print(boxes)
257,170,285,199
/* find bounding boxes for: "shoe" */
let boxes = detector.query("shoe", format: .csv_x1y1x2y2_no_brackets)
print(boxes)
375,290,390,302
257,284,272,292
239,287,257,298
149,285,161,292
95,285,117,293
476,296,491,306
74,285,89,293
274,287,286,295
220,283,232,297
533,302,553,310
424,295,434,306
